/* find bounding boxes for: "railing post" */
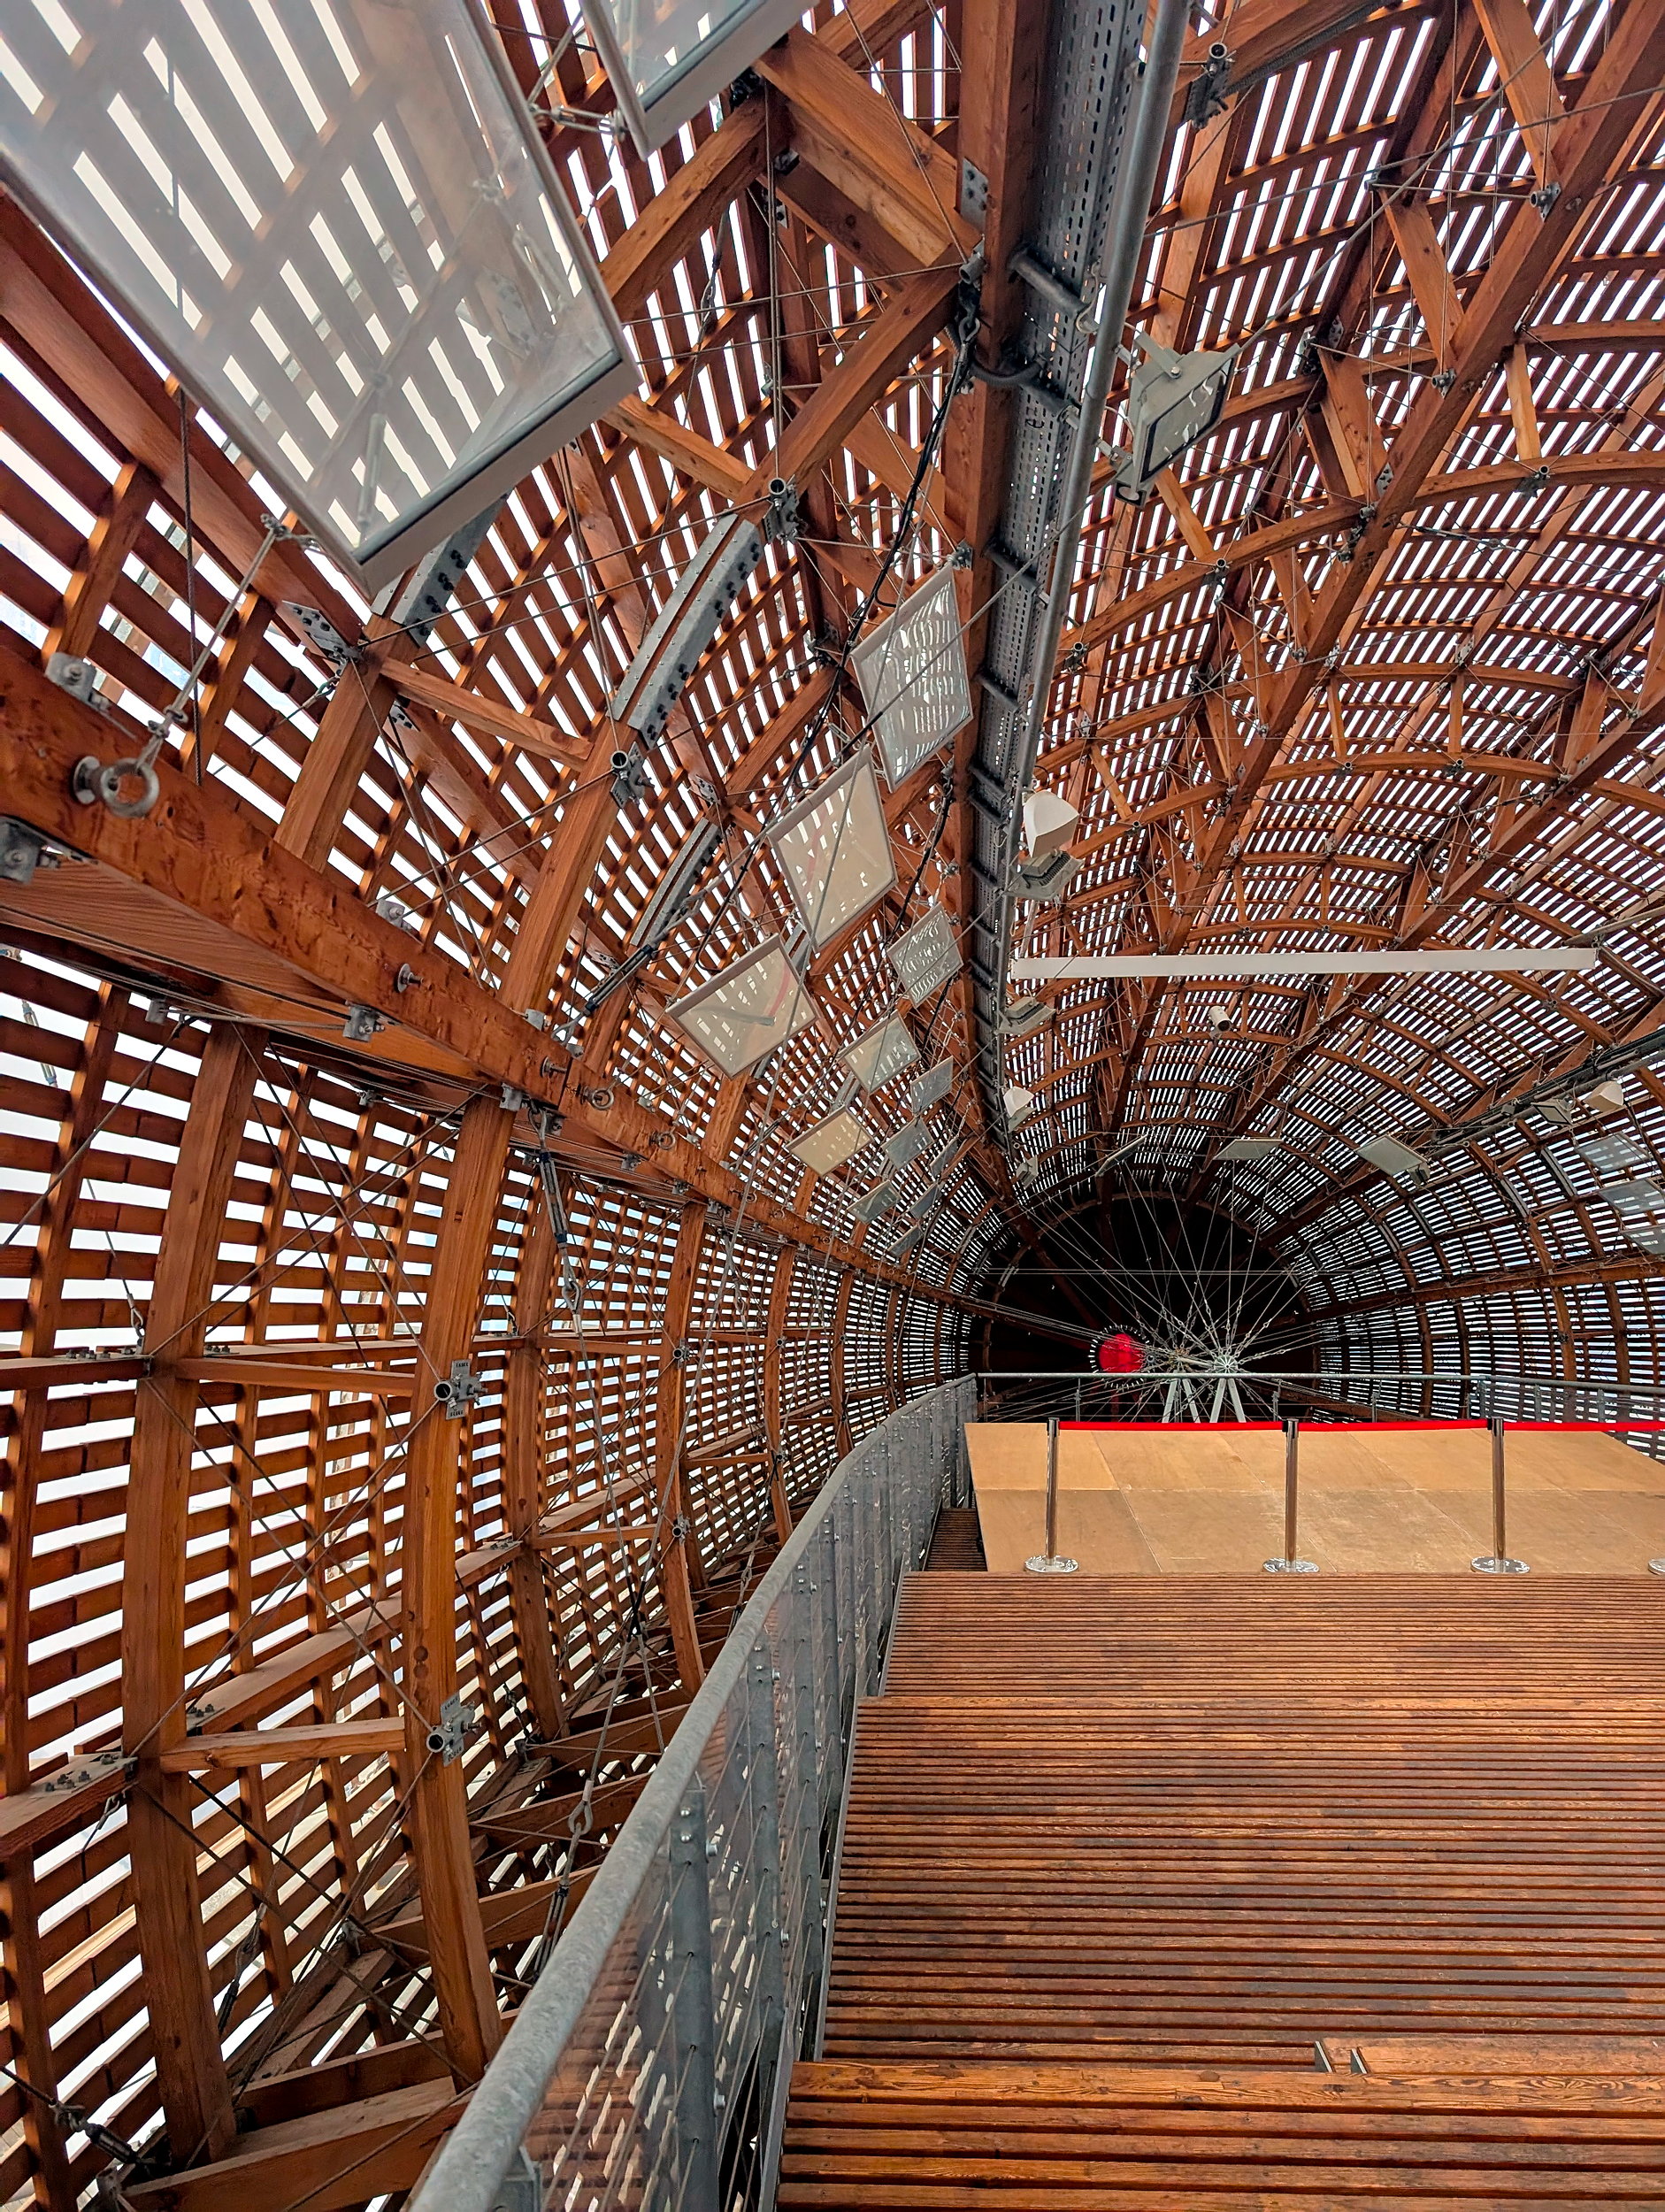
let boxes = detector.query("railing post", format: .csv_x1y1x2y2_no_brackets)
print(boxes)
667,1778,720,2206
1025,1416,1078,1574
747,1642,787,2059
1264,1417,1316,1574
1472,1414,1528,1574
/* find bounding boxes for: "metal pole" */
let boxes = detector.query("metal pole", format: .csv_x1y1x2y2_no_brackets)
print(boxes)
1264,1417,1316,1574
1472,1414,1528,1574
1026,1416,1078,1573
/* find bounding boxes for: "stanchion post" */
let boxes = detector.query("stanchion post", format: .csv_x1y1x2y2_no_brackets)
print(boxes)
1026,1415,1078,1575
1264,1417,1316,1574
1472,1414,1528,1574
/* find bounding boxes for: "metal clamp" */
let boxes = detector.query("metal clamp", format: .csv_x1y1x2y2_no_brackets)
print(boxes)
436,1359,486,1417
426,1694,478,1763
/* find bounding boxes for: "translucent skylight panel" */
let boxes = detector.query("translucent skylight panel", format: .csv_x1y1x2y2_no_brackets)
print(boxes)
849,565,974,787
841,1017,919,1093
789,1106,873,1177
766,748,897,953
0,0,631,585
665,935,818,1078
887,904,961,1002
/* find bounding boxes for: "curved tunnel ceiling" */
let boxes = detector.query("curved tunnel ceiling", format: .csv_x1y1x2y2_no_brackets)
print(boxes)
1,0,1664,2191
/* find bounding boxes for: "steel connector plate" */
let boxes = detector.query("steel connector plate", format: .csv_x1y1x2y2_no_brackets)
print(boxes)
1025,1554,1078,1573
1471,1555,1530,1574
1262,1557,1317,1574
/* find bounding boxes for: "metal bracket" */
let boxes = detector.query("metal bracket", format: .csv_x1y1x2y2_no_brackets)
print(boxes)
436,1358,486,1417
1530,179,1561,215
958,157,989,227
283,603,359,666
426,1693,478,1763
0,817,54,886
342,1003,386,1042
46,651,107,710
1184,40,1231,125
610,744,648,805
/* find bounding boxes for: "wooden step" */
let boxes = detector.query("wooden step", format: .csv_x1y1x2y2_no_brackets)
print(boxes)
779,2060,1665,2205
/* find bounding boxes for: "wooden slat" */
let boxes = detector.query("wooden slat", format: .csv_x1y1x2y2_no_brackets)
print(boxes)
158,1718,404,1771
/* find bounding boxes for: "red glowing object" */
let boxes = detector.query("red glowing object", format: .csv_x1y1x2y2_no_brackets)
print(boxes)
1095,1332,1145,1373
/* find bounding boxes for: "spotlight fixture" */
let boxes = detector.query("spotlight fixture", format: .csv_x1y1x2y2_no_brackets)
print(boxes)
610,512,765,742
1015,849,1078,901
1023,788,1079,859
1112,339,1240,505
1003,996,1054,1040
1357,1133,1433,1183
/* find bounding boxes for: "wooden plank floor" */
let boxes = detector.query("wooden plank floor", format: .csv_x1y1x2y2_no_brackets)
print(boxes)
779,1575,1665,2203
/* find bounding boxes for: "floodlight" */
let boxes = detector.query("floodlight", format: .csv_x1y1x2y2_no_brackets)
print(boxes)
912,1060,955,1113
888,906,962,1002
582,0,805,157
1004,997,1053,1040
841,1017,919,1093
790,1108,873,1176
1016,849,1078,901
612,513,765,741
886,1121,932,1170
766,748,896,952
1024,789,1078,859
0,0,633,589
630,818,725,948
1113,340,1239,505
1358,1133,1431,1182
1218,1135,1279,1162
1003,1084,1037,1129
665,934,817,1077
852,1181,897,1224
1013,1157,1040,1185
848,566,973,787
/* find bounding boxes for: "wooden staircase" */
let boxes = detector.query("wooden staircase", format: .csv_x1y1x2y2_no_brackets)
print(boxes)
779,1575,1665,2205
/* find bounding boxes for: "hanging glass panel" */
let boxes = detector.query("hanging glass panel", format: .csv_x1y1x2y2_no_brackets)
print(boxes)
0,0,632,587
665,935,818,1077
888,904,961,1002
841,1016,919,1093
789,1107,873,1176
849,566,973,787
767,748,896,953
581,0,803,156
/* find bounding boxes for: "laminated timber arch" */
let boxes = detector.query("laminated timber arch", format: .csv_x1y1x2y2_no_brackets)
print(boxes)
2,0,1665,2207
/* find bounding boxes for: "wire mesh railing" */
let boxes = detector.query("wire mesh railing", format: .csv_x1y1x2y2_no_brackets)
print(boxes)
410,1376,972,2212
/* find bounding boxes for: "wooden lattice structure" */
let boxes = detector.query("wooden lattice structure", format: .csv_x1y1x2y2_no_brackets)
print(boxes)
2,0,1665,2201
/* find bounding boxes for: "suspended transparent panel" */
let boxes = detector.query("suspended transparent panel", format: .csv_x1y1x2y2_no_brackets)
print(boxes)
666,935,818,1077
581,0,803,156
841,1016,918,1093
851,1179,896,1224
849,567,973,787
766,748,896,953
0,0,632,587
789,1106,873,1176
912,1059,955,1112
885,1121,931,1170
888,903,961,1002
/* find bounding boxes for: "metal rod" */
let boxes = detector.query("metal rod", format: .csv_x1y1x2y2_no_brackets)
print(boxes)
1264,1417,1316,1573
1046,1416,1059,1558
1284,1417,1299,1563
1472,1414,1529,1573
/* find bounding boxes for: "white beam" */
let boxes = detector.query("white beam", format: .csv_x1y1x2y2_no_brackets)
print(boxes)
1010,949,1597,981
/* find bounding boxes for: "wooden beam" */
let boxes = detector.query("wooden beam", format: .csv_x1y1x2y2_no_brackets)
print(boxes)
125,2078,463,2212
158,1719,405,1771
606,395,753,503
373,649,584,764
169,1358,418,1396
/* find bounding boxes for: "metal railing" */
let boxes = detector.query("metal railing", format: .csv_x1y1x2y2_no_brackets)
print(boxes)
975,1367,1665,1440
412,1376,973,2212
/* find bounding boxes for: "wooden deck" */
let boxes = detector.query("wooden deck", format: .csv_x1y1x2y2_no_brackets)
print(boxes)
966,1422,1665,1574
779,1575,1665,2204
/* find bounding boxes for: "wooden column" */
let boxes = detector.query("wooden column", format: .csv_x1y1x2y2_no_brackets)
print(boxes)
504,1196,564,1741
121,1025,260,2163
762,1248,798,1542
653,1205,709,1690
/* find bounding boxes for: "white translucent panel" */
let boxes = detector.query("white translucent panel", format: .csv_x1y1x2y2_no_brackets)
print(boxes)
1600,1179,1665,1252
849,567,973,787
851,1180,896,1224
841,1017,919,1093
888,904,961,1002
894,1222,926,1256
666,935,817,1077
912,1060,955,1112
581,0,802,155
885,1121,930,1169
0,0,631,588
1357,1133,1430,1179
767,748,896,953
789,1107,873,1176
1218,1136,1280,1161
